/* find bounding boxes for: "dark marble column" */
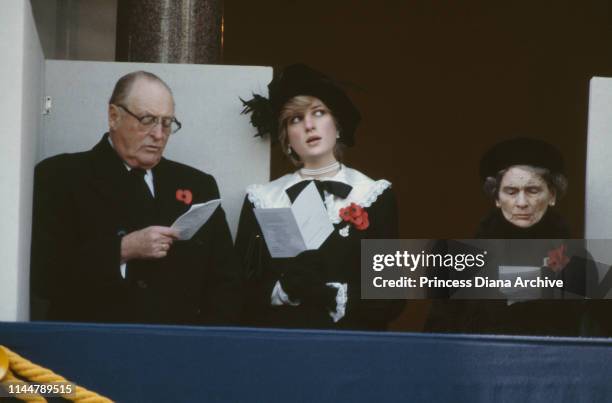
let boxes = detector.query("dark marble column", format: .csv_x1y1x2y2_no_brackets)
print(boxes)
116,0,222,64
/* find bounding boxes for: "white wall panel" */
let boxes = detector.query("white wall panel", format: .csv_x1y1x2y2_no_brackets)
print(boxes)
0,0,44,321
585,77,612,283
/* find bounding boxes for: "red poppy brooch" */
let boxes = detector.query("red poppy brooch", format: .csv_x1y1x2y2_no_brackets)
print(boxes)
176,189,193,205
339,203,369,236
545,244,570,273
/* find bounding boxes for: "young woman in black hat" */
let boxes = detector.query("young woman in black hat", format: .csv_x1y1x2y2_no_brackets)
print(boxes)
235,64,403,330
426,137,597,335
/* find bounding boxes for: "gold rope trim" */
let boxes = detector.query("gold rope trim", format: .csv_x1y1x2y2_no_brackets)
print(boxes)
0,345,112,402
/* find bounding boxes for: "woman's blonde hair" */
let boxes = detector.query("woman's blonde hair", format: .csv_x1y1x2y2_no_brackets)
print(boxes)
278,95,345,167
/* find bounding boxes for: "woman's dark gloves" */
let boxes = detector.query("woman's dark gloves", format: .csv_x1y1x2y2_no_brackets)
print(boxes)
279,250,338,310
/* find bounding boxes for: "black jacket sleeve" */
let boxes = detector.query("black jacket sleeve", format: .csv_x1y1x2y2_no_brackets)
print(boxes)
30,158,126,320
344,187,405,329
234,196,277,325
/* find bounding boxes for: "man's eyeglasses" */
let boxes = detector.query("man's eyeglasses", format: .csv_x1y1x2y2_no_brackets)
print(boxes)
115,104,182,134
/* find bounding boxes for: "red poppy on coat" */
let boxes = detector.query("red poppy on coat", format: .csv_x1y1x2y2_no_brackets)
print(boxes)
353,212,369,230
339,203,369,230
176,189,193,205
547,244,570,273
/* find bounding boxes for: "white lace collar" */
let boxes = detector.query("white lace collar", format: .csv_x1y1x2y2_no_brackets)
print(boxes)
246,165,391,224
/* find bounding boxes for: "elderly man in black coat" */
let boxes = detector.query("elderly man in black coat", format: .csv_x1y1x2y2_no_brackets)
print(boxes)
30,71,242,325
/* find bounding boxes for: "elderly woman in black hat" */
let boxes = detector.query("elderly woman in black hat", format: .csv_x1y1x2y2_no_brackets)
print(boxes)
235,64,402,330
477,138,569,238
479,138,600,335
427,137,597,335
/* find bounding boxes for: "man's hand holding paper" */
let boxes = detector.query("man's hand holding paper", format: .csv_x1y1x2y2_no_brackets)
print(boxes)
171,199,222,240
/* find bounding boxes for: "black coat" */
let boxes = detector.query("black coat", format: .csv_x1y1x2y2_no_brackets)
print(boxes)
234,167,404,330
426,209,598,336
30,134,242,325
475,208,571,239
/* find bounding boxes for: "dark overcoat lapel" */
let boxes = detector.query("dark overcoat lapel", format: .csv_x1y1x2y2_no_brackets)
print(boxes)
88,136,144,231
87,136,191,231
153,159,192,227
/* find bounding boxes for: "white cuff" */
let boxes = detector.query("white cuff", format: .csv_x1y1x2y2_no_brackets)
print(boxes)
120,262,127,279
270,281,300,306
326,282,348,323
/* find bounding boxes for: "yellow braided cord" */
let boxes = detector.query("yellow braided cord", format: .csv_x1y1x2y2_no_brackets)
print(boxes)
0,345,113,403
1,368,47,402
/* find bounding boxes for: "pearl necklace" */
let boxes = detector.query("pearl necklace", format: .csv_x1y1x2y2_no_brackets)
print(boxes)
300,161,341,177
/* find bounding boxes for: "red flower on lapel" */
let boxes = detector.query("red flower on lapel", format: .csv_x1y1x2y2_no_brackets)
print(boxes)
339,203,369,230
546,244,570,273
176,189,193,205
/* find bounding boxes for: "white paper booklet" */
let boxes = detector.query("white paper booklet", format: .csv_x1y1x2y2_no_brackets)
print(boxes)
171,199,221,240
254,182,334,258
498,265,542,305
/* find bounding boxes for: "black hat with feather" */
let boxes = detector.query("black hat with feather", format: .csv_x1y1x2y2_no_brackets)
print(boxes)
241,64,361,147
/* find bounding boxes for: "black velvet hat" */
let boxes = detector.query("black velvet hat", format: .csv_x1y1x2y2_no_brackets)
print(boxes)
241,64,361,147
479,137,565,181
